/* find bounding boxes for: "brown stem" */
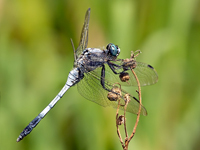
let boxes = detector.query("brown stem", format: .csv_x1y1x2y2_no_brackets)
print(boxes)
128,68,142,142
116,99,125,148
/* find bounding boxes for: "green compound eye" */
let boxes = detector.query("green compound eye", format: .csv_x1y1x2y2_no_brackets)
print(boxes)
106,43,120,56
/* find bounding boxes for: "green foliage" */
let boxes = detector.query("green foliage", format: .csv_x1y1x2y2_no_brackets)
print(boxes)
1,0,200,150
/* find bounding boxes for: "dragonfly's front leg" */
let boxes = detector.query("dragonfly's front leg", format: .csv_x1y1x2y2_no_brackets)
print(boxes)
107,61,121,74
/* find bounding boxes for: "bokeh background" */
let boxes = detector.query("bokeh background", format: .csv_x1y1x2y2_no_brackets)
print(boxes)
1,0,200,150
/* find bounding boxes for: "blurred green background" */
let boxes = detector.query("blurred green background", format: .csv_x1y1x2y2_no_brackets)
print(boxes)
1,0,200,150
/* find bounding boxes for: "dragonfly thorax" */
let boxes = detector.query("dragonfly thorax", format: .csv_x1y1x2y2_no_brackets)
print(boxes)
76,48,109,73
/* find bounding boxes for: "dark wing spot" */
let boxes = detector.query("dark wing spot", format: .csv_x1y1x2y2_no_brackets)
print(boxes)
147,64,154,69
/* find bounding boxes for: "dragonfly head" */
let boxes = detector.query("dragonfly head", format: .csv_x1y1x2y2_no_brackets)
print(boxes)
106,43,120,57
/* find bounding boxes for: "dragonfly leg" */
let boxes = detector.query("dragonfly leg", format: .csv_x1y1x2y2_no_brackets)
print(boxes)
107,61,121,74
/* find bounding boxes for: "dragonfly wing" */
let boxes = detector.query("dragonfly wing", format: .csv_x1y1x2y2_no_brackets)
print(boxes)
132,62,158,86
77,67,147,116
75,8,90,58
108,59,158,86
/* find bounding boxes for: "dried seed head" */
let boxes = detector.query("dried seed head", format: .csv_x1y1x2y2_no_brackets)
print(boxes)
119,72,130,82
123,58,136,69
123,58,130,63
117,115,125,125
107,92,118,101
107,86,121,101
124,94,131,104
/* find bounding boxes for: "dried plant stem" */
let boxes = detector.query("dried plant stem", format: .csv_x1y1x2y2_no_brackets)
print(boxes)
116,68,142,150
123,101,129,149
128,68,142,142
124,103,128,137
116,100,125,148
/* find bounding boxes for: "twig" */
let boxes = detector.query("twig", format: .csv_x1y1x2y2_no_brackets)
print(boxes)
116,99,125,148
128,68,142,142
123,94,130,148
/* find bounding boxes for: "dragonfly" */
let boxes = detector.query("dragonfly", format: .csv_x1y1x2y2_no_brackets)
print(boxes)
17,8,158,142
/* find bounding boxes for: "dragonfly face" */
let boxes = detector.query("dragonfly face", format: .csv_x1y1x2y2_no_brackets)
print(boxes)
17,8,158,142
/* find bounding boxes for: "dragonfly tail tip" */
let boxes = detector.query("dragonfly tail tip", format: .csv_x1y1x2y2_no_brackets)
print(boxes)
16,135,22,142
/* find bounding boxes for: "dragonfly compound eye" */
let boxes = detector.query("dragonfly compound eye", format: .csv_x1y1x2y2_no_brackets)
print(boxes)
106,43,120,56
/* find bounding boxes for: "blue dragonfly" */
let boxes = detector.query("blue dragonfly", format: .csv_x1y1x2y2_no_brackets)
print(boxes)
17,8,158,142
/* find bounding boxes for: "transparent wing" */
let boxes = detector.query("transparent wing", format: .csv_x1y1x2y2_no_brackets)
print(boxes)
75,8,90,58
77,66,147,116
107,59,158,86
